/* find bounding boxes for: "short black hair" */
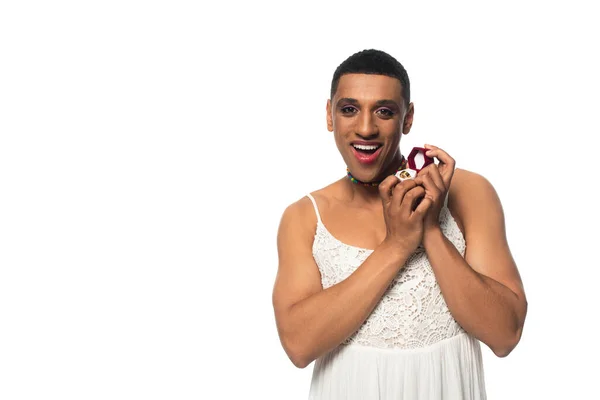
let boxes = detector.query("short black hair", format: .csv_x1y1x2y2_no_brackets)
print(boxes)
330,49,410,107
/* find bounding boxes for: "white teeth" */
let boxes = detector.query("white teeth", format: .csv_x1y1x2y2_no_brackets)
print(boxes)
353,144,380,150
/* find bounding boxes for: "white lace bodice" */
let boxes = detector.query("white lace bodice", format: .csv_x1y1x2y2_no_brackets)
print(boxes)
307,193,467,350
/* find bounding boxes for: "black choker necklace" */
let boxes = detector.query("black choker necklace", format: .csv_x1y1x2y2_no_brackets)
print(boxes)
346,156,407,187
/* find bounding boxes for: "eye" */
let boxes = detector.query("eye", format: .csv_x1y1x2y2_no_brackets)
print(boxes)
340,105,358,115
376,108,395,118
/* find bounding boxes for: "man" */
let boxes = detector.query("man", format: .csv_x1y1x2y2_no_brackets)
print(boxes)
272,49,527,399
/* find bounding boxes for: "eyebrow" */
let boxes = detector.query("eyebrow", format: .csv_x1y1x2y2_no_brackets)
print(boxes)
336,98,400,108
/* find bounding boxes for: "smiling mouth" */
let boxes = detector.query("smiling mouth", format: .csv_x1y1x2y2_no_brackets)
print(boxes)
350,143,383,164
351,143,382,154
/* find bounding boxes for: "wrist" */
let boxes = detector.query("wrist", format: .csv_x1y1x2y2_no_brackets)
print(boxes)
423,225,444,249
378,238,412,263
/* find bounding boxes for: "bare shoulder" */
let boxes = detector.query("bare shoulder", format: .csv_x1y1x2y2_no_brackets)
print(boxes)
448,168,503,236
279,194,317,233
273,193,325,326
278,178,343,244
279,192,325,237
307,180,345,207
451,168,497,195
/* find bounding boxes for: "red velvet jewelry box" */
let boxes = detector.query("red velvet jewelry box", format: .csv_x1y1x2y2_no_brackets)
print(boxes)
395,146,435,181
408,147,434,172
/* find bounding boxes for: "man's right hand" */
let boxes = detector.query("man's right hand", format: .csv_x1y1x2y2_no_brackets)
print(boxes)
378,175,433,255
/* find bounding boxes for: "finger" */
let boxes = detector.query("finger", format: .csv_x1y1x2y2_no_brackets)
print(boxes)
400,185,426,216
413,196,433,217
415,173,442,199
423,163,445,192
424,144,455,167
391,179,418,209
424,144,455,187
378,175,401,206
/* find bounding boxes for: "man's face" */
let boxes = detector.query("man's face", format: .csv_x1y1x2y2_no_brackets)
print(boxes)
327,73,414,183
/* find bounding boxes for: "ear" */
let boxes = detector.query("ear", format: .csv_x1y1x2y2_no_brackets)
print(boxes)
326,99,334,132
402,102,414,135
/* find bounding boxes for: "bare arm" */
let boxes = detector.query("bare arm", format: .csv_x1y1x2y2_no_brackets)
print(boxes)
422,169,527,357
272,197,410,368
272,179,432,368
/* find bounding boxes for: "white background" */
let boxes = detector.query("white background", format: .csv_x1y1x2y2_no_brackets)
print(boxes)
1,1,598,399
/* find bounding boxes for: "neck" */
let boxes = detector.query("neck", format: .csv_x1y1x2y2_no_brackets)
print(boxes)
344,153,406,204
343,179,381,205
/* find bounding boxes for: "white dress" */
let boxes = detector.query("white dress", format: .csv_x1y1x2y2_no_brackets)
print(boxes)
305,193,487,400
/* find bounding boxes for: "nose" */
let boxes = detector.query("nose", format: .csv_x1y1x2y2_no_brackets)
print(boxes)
356,111,378,138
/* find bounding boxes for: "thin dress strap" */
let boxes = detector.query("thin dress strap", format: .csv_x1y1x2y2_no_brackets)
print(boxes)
444,190,450,208
306,193,322,224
